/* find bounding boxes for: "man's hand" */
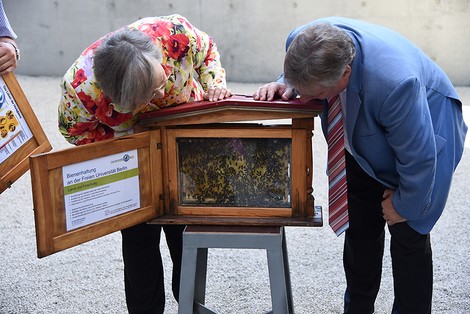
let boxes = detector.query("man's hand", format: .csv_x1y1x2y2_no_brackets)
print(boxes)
382,189,407,226
203,87,232,102
253,82,295,101
0,42,18,76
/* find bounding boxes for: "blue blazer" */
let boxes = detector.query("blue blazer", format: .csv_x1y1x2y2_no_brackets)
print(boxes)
285,17,467,234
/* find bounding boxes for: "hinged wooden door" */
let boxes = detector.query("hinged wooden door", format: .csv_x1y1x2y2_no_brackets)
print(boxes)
30,130,162,258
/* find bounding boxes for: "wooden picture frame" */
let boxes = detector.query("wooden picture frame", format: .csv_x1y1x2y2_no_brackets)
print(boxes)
0,73,52,193
30,131,163,257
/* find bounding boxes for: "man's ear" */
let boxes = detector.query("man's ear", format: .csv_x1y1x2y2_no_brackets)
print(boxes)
342,65,352,80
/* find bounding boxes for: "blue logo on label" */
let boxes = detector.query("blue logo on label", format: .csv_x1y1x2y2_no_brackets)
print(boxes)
123,154,130,162
0,89,4,109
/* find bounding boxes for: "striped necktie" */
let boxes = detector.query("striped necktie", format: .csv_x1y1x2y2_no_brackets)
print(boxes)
327,95,349,236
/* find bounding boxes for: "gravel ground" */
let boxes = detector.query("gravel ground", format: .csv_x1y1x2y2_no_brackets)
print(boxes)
0,75,469,313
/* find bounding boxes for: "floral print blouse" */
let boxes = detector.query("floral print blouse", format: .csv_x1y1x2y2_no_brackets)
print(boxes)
58,14,227,145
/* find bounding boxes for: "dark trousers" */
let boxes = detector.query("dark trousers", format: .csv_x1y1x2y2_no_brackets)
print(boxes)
121,223,185,314
343,152,433,314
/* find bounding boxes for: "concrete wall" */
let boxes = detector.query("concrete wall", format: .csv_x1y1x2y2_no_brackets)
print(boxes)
4,0,470,85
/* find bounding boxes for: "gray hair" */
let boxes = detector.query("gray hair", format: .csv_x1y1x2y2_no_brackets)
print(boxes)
284,23,356,89
93,27,163,112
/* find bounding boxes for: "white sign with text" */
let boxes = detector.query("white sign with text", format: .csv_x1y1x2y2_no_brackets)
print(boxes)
62,149,140,231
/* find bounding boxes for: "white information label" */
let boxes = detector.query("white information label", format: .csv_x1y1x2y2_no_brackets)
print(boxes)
62,149,140,231
0,76,34,164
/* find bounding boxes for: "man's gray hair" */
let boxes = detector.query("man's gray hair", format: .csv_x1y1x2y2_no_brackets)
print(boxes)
284,23,356,89
93,27,163,112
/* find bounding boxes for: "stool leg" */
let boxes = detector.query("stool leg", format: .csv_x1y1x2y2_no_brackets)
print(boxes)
194,248,208,307
267,246,289,313
281,228,294,313
178,247,198,314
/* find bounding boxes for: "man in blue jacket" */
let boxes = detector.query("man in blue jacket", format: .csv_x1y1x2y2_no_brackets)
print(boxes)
254,17,467,314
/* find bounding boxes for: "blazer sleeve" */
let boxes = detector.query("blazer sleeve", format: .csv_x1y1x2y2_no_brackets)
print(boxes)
380,77,437,220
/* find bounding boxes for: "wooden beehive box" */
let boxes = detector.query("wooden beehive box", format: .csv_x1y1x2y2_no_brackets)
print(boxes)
30,95,323,257
140,95,323,226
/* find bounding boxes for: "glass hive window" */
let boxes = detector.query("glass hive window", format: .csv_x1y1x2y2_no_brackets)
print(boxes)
177,138,291,207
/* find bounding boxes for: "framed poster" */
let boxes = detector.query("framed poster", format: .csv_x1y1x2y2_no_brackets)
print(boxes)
30,131,163,258
0,73,52,193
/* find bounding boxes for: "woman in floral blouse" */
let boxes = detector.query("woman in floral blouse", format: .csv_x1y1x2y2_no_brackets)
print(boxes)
58,14,231,313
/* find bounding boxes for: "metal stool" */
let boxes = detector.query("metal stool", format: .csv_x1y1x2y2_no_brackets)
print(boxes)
178,225,294,314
